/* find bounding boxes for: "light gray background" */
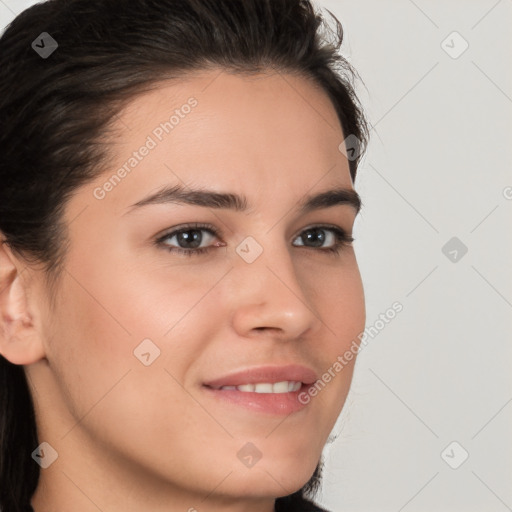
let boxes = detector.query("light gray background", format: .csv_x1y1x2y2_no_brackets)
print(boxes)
316,1,512,511
1,1,511,511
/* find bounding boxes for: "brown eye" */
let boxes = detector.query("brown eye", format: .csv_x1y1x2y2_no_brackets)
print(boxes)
155,223,221,257
293,225,354,254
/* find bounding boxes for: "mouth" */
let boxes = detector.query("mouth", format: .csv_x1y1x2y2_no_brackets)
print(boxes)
200,364,317,415
201,381,312,415
204,380,304,393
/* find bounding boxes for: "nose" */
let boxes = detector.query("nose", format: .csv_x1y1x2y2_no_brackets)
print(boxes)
228,240,321,341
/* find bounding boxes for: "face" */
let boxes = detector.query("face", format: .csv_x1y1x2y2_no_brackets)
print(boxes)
23,70,366,509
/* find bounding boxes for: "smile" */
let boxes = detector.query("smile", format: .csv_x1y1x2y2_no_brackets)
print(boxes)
210,381,303,393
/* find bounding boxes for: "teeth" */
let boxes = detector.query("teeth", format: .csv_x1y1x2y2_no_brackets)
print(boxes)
219,381,302,393
291,381,302,392
272,381,289,393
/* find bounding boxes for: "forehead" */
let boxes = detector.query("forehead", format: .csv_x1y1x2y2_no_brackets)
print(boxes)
77,69,354,219
120,69,343,134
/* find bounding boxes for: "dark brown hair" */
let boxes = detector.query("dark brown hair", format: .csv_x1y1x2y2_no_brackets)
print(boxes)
0,0,369,510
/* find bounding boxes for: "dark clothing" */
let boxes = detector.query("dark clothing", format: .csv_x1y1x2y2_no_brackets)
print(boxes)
275,494,330,512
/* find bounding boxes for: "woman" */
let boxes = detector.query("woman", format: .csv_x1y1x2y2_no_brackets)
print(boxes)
0,0,370,510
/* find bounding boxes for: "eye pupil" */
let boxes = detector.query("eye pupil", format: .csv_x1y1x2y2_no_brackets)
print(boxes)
303,228,325,247
178,229,202,248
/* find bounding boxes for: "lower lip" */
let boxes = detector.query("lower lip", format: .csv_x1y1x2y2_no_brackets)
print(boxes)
201,384,311,415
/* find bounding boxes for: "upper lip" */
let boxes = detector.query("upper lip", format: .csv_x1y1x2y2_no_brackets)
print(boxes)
203,364,318,389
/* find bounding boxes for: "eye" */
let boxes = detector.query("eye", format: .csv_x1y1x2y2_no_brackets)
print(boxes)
292,225,354,255
155,223,354,257
155,223,222,257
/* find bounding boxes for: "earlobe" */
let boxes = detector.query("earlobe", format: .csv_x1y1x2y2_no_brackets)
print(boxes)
0,239,46,366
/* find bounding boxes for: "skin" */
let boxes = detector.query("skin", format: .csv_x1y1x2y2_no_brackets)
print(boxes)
0,69,365,512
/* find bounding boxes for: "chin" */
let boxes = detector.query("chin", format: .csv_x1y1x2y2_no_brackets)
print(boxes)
226,455,319,499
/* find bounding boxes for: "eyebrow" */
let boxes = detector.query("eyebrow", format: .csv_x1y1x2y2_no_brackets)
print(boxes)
124,184,362,216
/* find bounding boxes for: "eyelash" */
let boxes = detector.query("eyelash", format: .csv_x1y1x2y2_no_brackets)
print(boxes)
155,222,355,258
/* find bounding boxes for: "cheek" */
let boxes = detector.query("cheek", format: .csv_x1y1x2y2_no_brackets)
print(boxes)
305,257,366,342
53,257,220,403
44,270,136,423
45,265,225,468
303,261,365,419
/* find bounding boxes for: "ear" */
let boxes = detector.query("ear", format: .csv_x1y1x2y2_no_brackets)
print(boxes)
0,237,46,365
